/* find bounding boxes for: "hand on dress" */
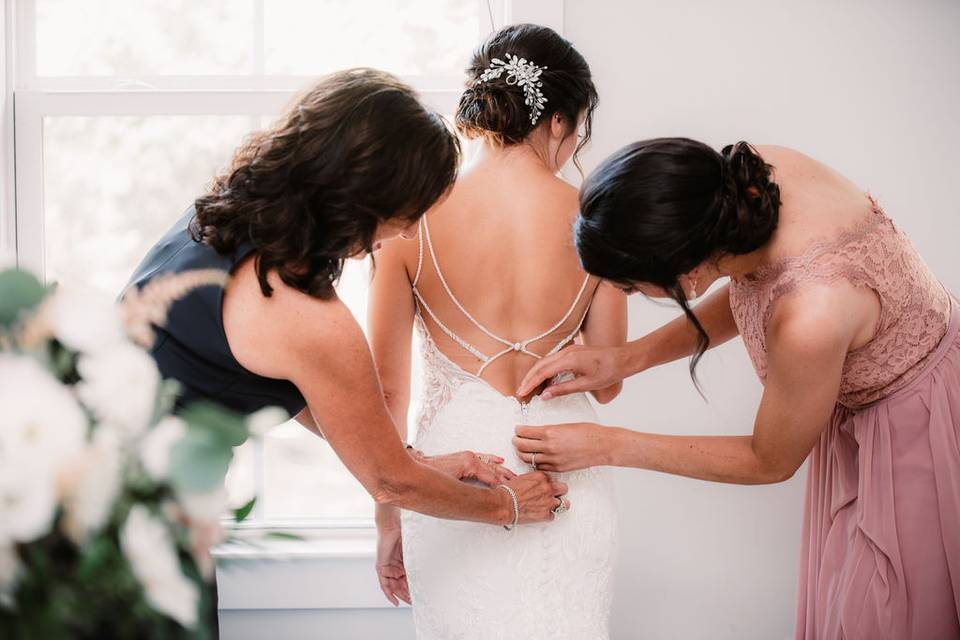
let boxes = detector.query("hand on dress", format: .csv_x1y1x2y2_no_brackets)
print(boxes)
501,472,570,524
375,523,410,606
416,450,517,486
516,344,631,400
513,422,613,473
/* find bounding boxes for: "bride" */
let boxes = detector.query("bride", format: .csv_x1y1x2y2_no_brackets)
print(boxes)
368,24,626,640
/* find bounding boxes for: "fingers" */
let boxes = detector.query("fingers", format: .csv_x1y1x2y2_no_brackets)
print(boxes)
471,463,504,486
498,465,517,482
516,352,572,396
515,425,546,440
540,378,591,401
378,572,411,606
475,452,505,464
512,434,543,453
378,576,399,606
550,480,568,497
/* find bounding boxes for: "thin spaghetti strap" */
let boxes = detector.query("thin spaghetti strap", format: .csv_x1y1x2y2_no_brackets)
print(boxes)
414,216,602,377
521,275,591,348
412,219,425,287
422,215,515,349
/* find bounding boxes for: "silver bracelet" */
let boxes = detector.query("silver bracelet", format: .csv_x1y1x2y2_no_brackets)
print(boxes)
497,484,519,531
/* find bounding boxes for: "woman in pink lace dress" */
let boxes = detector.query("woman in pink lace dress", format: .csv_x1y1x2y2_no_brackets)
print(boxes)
513,139,960,639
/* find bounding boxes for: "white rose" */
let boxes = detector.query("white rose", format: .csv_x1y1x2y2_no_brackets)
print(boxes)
179,487,229,523
60,428,122,545
0,463,58,543
50,285,126,355
139,416,187,482
0,354,87,473
77,342,160,439
246,406,289,438
120,505,199,629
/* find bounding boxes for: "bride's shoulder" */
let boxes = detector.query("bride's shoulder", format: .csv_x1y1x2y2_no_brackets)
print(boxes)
535,173,579,217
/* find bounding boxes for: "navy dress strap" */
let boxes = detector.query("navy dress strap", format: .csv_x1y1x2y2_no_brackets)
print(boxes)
124,206,306,417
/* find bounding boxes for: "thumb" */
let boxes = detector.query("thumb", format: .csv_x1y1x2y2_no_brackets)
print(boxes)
541,376,594,400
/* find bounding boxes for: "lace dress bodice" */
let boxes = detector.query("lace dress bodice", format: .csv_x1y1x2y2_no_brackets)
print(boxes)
729,196,951,409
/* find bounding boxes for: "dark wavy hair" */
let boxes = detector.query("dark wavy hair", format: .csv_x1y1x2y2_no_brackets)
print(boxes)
455,23,598,172
191,68,460,299
576,138,781,378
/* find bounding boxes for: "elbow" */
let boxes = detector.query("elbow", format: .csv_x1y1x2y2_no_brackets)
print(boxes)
371,477,407,508
369,459,419,508
757,462,800,485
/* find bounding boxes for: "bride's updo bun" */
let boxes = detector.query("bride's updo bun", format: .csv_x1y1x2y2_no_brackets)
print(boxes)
456,23,598,167
575,138,782,378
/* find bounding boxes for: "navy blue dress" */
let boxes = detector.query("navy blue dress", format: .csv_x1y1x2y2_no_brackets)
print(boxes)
125,207,306,417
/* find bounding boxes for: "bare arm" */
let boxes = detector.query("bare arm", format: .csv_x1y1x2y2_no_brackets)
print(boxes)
514,285,858,484
226,266,565,526
517,282,739,398
578,280,627,404
367,239,416,440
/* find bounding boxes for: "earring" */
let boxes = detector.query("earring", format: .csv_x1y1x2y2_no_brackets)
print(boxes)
689,276,698,300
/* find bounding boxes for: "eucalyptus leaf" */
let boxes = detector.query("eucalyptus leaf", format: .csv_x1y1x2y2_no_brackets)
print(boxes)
0,269,47,328
232,497,256,522
179,401,248,447
262,531,304,541
168,429,233,494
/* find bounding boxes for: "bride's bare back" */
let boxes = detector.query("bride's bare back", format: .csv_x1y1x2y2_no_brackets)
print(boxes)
370,151,626,402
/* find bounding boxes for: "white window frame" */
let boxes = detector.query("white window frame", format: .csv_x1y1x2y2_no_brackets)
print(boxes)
2,0,563,532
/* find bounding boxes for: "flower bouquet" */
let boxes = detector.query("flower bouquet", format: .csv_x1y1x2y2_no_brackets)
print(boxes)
0,265,277,639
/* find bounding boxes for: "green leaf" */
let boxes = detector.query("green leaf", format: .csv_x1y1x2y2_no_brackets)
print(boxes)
0,269,47,328
232,497,257,522
168,429,233,493
179,401,248,447
263,531,304,541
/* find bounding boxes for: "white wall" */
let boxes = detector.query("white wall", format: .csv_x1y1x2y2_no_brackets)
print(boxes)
564,1,960,639
215,3,960,638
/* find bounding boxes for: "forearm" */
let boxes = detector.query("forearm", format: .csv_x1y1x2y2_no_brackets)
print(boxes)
603,426,792,485
624,284,739,374
376,455,511,525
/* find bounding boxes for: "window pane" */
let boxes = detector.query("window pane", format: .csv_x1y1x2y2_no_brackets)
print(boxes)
42,115,254,294
262,421,373,521
264,0,478,76
36,0,254,76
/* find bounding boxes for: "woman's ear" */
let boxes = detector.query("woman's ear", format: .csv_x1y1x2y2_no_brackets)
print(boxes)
549,113,567,140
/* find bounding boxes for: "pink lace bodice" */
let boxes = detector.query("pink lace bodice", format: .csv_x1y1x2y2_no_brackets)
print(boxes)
729,196,951,409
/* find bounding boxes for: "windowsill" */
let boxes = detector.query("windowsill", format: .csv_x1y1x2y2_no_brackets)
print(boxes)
214,520,399,611
214,519,377,561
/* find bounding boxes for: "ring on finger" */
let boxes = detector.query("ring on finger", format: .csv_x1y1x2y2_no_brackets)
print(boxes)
477,454,491,464
530,452,537,470
552,498,568,515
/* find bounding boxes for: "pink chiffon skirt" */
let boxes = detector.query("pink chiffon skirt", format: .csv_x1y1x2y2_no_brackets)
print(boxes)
797,299,960,639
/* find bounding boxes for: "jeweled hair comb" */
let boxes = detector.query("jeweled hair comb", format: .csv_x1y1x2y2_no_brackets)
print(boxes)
478,53,548,126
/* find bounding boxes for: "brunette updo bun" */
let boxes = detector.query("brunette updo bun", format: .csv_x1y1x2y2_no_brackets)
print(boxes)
575,138,782,379
456,23,598,167
712,141,781,256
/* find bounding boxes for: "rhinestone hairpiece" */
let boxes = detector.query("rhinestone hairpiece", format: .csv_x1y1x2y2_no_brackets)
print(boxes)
478,53,548,126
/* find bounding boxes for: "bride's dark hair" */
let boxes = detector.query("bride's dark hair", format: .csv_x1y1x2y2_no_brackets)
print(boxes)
456,23,598,172
192,68,460,300
576,138,781,378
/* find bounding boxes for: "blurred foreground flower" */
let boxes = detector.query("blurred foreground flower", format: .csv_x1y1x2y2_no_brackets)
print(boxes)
0,266,268,639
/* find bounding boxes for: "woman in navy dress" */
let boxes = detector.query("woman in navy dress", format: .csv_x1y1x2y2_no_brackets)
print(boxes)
125,70,567,596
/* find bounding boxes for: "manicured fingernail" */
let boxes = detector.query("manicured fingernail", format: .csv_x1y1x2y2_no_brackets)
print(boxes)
542,392,552,400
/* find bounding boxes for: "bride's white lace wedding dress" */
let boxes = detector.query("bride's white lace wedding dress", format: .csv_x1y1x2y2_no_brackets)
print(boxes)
400,217,618,640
